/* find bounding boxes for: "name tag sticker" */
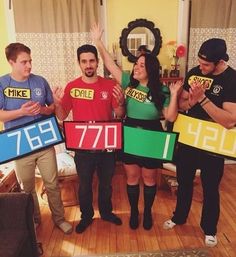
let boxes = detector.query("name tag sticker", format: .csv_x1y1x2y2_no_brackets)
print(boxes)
0,115,64,164
124,126,178,161
188,75,213,90
70,88,94,100
64,121,122,150
125,87,147,102
4,87,31,99
173,114,236,160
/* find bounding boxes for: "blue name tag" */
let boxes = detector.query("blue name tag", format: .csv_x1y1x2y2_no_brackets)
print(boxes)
0,115,64,164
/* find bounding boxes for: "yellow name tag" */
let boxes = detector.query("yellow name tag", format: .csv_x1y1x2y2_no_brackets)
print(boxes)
70,88,94,100
173,114,236,159
188,75,213,90
4,87,31,99
125,87,147,102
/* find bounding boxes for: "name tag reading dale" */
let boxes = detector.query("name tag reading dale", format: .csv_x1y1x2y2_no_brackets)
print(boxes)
0,116,64,164
63,121,122,150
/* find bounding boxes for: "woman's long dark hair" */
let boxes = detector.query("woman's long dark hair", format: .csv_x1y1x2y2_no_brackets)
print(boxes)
130,53,165,111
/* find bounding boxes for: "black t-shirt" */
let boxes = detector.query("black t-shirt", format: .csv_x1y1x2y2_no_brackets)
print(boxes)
183,65,236,120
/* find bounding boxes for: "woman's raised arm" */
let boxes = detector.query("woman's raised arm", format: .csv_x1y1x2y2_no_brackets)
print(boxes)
91,23,122,84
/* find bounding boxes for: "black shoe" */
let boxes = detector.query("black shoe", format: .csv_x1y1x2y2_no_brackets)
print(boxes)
129,211,139,230
143,211,153,230
75,219,93,233
101,213,122,225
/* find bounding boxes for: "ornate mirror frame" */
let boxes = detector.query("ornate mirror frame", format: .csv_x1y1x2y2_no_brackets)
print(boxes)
119,18,162,63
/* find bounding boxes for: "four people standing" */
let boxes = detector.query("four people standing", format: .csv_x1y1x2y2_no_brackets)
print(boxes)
0,35,234,249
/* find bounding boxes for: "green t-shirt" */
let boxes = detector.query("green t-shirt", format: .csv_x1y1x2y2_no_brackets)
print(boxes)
121,72,170,120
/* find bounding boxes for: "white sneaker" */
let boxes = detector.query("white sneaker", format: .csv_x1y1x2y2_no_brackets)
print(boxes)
58,221,73,234
205,235,217,247
163,219,176,230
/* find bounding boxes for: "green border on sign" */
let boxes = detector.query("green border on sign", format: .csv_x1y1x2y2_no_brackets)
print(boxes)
124,126,178,161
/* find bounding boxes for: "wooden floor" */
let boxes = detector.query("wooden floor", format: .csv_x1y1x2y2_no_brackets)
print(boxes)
36,164,236,257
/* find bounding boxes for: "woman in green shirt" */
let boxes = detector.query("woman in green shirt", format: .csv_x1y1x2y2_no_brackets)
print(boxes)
91,23,182,230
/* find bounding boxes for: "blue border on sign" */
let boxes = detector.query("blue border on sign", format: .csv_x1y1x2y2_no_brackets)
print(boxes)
0,115,64,164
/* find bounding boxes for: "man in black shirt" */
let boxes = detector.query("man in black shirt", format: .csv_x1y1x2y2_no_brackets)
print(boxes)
163,38,236,247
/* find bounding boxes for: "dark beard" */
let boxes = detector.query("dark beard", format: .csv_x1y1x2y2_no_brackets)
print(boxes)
85,69,95,77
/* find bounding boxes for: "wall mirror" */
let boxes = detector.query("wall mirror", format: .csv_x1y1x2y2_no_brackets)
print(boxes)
119,18,162,62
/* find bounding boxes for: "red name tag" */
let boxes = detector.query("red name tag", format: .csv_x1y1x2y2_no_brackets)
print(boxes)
63,121,122,150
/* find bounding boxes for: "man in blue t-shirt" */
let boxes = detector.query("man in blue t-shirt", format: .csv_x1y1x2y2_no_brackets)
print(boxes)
0,42,72,234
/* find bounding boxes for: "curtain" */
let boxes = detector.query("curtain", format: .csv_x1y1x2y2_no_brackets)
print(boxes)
188,0,236,70
12,0,102,87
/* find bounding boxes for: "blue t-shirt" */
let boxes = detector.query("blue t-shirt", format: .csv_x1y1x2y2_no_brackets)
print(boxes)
0,74,53,129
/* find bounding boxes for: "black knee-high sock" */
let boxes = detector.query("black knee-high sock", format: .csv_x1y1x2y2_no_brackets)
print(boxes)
143,184,157,230
127,184,140,229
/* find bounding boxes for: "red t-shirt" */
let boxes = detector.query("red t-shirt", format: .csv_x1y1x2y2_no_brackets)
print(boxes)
61,76,118,121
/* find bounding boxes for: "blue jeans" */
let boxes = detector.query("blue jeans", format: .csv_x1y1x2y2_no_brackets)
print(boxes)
74,151,116,220
172,144,224,235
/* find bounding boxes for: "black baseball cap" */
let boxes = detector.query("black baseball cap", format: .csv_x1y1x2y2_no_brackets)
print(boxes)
198,38,229,62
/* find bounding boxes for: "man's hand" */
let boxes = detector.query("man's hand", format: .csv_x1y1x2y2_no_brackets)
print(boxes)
113,84,125,107
189,81,206,106
52,86,64,106
20,101,41,116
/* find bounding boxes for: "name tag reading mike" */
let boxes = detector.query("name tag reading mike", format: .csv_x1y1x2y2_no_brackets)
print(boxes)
64,121,122,150
0,115,64,164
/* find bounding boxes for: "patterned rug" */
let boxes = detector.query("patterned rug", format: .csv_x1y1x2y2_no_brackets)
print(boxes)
77,248,210,257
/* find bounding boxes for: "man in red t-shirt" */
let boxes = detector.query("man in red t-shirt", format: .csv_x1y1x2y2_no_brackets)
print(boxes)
53,44,125,233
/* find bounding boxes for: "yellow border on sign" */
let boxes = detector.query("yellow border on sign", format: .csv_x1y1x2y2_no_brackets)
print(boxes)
173,114,236,159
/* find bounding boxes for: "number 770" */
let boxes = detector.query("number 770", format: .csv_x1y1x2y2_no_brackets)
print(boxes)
75,125,117,149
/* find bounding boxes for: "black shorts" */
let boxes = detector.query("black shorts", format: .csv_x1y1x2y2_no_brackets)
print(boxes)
122,152,163,169
122,117,164,169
